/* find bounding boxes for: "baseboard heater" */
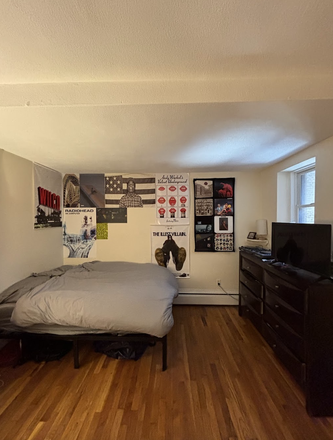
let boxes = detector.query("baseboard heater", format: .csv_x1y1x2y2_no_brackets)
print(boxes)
174,289,239,305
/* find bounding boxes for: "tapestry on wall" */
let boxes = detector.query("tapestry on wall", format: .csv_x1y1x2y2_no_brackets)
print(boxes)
63,174,80,207
150,225,190,278
155,173,190,224
80,174,105,208
105,174,155,207
63,208,97,258
34,163,62,229
193,178,235,252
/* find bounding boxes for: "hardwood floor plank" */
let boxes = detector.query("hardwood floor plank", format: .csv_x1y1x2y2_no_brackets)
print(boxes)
1,305,333,439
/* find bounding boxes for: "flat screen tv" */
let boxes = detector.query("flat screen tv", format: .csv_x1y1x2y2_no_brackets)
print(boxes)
271,222,332,277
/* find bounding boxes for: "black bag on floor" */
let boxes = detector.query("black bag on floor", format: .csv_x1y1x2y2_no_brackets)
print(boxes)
93,340,149,361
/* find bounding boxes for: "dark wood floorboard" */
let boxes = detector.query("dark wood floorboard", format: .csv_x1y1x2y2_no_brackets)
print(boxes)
1,305,333,440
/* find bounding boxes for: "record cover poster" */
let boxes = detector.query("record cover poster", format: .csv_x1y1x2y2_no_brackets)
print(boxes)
156,173,190,224
63,208,97,258
151,225,190,278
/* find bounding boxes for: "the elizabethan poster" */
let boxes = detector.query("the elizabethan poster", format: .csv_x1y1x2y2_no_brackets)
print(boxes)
155,173,190,224
151,225,190,278
63,208,97,258
105,174,155,207
34,163,62,228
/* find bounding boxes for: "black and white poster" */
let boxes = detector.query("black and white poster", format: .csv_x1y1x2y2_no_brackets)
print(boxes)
63,208,97,258
105,174,155,207
156,173,190,224
34,163,62,228
151,225,190,278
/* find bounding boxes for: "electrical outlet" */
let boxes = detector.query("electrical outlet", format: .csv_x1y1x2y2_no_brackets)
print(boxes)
216,279,221,286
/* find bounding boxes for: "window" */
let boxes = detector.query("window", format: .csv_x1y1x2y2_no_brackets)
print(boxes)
277,157,316,224
295,167,315,223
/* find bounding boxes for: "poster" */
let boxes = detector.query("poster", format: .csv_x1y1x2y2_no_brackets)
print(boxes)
34,163,62,228
63,174,80,207
194,178,235,252
156,173,190,224
151,225,190,278
63,208,97,258
80,174,105,208
105,174,155,207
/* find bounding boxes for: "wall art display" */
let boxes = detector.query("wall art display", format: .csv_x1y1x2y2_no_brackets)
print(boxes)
156,173,190,224
96,208,127,223
97,223,108,240
63,208,97,258
34,163,62,228
105,174,155,207
63,174,80,207
80,174,105,208
194,178,235,252
151,225,190,278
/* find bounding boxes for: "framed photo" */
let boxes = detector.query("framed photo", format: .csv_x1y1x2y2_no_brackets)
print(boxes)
247,232,257,239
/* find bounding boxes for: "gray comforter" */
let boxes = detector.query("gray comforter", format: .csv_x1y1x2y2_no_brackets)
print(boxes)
7,262,178,338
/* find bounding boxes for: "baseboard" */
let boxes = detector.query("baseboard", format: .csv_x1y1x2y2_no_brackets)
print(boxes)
174,289,239,305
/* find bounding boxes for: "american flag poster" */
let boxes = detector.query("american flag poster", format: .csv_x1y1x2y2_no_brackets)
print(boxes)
105,174,155,207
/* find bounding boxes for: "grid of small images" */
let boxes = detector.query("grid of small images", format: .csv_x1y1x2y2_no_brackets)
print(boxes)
194,178,235,252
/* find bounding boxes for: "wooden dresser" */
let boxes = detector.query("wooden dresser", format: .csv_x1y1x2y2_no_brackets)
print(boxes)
239,249,333,416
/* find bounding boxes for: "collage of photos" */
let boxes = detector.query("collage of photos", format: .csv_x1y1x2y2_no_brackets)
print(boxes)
194,178,235,252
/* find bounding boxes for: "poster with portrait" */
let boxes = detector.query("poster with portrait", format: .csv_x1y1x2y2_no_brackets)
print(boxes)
63,208,97,258
194,178,235,252
156,173,190,224
105,174,155,207
34,163,62,228
151,225,190,278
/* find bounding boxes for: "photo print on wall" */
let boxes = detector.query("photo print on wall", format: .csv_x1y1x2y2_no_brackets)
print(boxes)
194,178,235,252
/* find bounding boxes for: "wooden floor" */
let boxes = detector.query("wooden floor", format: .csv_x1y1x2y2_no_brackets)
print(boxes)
1,305,333,440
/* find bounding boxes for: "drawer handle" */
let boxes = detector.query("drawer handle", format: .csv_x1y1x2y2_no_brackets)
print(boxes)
272,344,277,349
244,294,248,298
275,324,279,329
246,266,250,270
274,304,279,309
274,285,279,289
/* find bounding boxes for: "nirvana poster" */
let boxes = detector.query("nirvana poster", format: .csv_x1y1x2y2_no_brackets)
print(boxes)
63,208,97,258
194,178,235,252
155,173,190,224
34,163,62,228
151,225,190,278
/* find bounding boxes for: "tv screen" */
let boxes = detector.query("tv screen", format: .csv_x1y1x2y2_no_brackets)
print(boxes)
271,222,332,277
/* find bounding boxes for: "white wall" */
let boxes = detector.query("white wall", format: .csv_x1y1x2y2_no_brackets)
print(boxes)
64,171,263,295
260,136,333,235
0,150,63,292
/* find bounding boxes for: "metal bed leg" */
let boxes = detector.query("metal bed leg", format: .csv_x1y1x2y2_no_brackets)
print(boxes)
73,339,79,369
162,335,167,371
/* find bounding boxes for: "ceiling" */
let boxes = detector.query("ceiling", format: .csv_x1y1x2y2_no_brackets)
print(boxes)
1,0,333,174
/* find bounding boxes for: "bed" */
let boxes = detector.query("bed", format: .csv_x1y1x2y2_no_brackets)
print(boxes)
0,261,178,370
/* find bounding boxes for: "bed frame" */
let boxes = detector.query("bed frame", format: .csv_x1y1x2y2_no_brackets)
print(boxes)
0,330,168,370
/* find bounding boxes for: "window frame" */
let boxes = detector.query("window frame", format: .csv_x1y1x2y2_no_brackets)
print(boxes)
293,165,316,223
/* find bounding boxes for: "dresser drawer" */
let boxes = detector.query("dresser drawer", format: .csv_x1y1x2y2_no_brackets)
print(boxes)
241,257,263,282
241,301,262,333
262,322,305,386
240,270,263,298
263,306,305,361
240,283,263,315
265,288,304,336
264,271,305,313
